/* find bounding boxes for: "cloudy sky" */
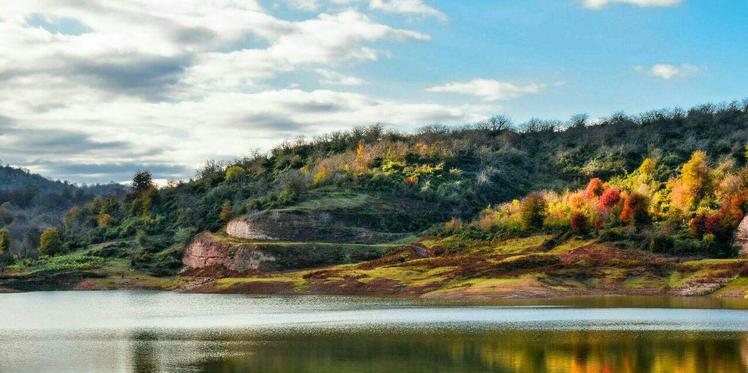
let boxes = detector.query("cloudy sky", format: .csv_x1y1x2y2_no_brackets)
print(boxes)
0,0,746,184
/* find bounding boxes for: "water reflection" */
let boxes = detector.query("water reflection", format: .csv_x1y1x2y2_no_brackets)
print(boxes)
118,330,748,373
1,292,747,372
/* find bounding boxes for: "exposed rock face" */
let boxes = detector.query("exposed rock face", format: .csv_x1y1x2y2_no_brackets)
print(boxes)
736,215,748,256
182,232,390,274
182,232,276,273
226,219,275,240
225,210,410,244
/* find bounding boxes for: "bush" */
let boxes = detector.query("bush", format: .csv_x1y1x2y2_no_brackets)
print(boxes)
39,228,63,256
519,193,546,230
584,178,605,199
620,192,650,226
569,212,590,235
599,187,621,209
648,234,674,253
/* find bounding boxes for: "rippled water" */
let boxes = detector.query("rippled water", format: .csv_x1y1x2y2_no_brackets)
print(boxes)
1,291,747,372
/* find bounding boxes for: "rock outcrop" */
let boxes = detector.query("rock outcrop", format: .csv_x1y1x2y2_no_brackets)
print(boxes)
226,219,275,240
225,210,411,244
182,233,276,273
182,232,392,274
736,215,748,256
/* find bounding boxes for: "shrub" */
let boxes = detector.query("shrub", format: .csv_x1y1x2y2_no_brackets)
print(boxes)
620,192,650,226
584,178,605,199
219,201,232,222
648,234,674,253
225,165,247,182
519,193,546,230
0,228,9,257
39,228,63,256
569,212,590,235
599,187,621,209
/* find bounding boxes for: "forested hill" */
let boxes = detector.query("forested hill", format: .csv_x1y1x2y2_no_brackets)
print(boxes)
0,165,128,256
2,102,748,272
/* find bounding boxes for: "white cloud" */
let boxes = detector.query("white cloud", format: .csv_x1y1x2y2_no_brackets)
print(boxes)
0,1,466,183
634,63,702,79
316,69,365,85
582,0,682,9
369,0,448,21
427,79,545,102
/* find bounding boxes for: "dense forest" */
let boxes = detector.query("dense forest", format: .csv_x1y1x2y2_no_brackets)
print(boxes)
1,101,748,274
0,165,127,258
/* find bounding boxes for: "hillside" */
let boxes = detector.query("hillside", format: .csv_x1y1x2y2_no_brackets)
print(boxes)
0,165,127,258
1,101,748,298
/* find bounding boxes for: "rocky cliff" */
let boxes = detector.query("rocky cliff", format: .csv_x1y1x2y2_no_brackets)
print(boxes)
182,232,277,273
182,232,395,274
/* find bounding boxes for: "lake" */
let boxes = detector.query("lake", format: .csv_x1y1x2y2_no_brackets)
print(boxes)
1,291,747,372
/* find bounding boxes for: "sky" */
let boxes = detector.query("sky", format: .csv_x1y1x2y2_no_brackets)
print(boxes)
0,0,746,185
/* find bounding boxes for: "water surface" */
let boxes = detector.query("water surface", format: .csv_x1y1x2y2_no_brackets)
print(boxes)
1,291,747,372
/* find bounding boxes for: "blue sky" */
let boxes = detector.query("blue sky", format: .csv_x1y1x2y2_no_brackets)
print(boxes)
0,0,745,184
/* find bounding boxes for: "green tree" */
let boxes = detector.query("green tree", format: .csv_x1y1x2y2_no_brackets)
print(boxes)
519,193,546,230
0,228,10,257
38,228,62,256
132,170,154,195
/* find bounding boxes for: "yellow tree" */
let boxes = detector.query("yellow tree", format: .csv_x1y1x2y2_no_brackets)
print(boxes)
39,228,62,256
219,201,232,222
671,151,713,211
0,228,9,257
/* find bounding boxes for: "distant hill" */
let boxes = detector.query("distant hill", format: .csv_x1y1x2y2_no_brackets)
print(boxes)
0,165,128,255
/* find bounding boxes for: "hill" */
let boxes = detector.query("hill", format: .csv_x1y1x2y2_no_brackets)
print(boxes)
1,101,748,297
0,165,128,257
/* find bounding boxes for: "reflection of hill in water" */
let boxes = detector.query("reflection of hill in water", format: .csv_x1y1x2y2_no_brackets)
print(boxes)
125,330,747,373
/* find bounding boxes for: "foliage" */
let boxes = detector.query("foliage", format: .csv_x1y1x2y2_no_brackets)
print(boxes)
620,193,650,227
519,193,547,230
39,228,62,256
570,212,590,235
219,201,232,222
0,228,9,257
20,101,748,272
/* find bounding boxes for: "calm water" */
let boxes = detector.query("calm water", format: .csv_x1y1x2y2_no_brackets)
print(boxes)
1,292,748,372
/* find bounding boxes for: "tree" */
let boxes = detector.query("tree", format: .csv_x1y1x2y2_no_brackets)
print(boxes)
219,201,232,222
584,178,605,199
225,165,247,182
0,228,10,257
569,212,589,235
519,193,546,230
620,193,650,226
599,187,621,209
132,170,154,195
38,228,62,256
671,151,713,211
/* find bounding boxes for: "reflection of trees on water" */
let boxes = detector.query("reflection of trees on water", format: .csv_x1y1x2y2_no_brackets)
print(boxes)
176,330,748,373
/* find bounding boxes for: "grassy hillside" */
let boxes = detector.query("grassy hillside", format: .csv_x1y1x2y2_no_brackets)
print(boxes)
1,101,748,296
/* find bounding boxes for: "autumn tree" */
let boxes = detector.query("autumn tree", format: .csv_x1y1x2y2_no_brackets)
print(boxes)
519,193,546,230
219,201,232,222
225,165,247,182
0,228,9,257
620,193,650,226
584,178,605,199
599,187,621,209
38,228,62,256
570,212,590,235
671,151,713,211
